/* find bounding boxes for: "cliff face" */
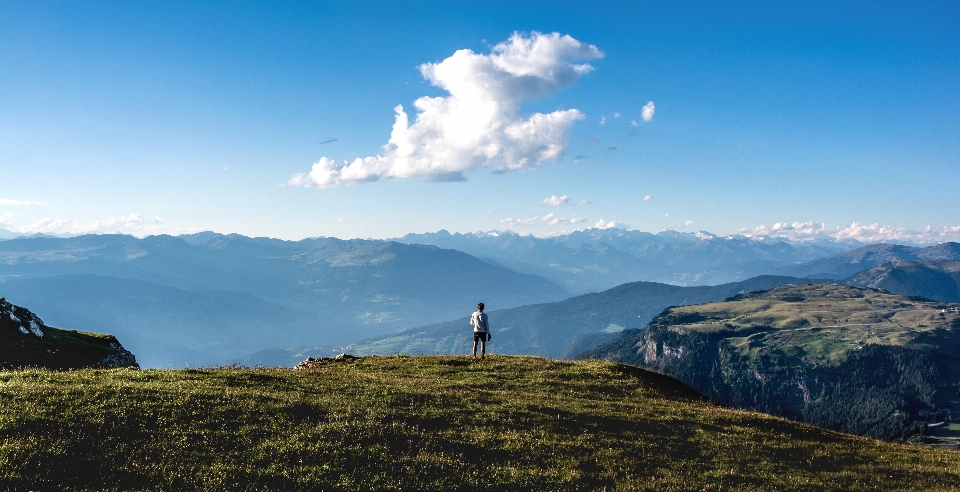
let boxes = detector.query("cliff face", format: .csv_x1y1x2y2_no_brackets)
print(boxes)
580,284,960,442
0,298,138,370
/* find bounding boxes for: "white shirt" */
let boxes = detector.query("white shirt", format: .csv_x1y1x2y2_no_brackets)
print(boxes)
471,311,489,333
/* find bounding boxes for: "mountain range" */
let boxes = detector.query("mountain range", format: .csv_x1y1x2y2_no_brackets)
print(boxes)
4,229,959,367
778,242,960,280
398,229,960,293
397,228,851,292
0,233,567,366
844,259,960,303
331,242,960,363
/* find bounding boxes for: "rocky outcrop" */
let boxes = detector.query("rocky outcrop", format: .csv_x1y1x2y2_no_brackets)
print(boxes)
2,298,45,339
101,341,139,368
1,297,139,370
295,353,359,370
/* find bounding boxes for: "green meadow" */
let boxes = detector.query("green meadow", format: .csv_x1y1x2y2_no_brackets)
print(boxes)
1,356,958,491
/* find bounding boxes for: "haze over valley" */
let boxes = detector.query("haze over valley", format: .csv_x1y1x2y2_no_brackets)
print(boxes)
3,228,959,367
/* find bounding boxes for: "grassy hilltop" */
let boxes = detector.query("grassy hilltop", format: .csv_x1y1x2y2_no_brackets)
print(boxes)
1,356,959,491
0,297,138,370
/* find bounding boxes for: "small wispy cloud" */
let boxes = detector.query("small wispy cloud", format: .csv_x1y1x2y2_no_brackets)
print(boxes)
15,214,196,237
500,216,540,228
613,112,620,118
599,116,606,126
641,101,655,122
683,220,694,227
0,198,43,206
630,120,638,127
541,195,569,207
642,195,653,202
577,200,591,206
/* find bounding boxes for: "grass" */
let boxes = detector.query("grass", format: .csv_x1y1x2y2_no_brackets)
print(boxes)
1,355,959,491
663,284,960,365
0,323,128,370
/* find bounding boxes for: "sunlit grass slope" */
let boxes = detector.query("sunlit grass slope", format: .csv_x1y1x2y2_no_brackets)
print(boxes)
659,284,960,364
1,356,959,491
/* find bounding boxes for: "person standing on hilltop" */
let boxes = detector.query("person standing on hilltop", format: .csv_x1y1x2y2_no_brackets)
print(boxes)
471,302,490,359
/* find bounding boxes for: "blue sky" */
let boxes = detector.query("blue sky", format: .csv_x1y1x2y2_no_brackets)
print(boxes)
2,1,958,242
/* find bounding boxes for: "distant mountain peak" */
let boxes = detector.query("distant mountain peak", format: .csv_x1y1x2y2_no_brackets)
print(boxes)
843,258,960,303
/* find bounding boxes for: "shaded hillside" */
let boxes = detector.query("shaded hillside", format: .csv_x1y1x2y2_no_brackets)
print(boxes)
0,233,568,366
781,242,960,280
398,228,846,292
344,276,824,360
0,298,137,369
580,284,960,442
2,356,959,490
844,259,960,303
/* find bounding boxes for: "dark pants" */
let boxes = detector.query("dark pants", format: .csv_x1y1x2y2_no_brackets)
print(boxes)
473,331,487,357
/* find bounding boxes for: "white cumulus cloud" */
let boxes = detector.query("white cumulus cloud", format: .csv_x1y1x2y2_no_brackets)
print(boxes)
683,220,694,227
642,195,653,202
733,221,960,244
541,195,569,206
542,213,585,226
290,32,603,188
593,219,621,229
641,101,655,122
